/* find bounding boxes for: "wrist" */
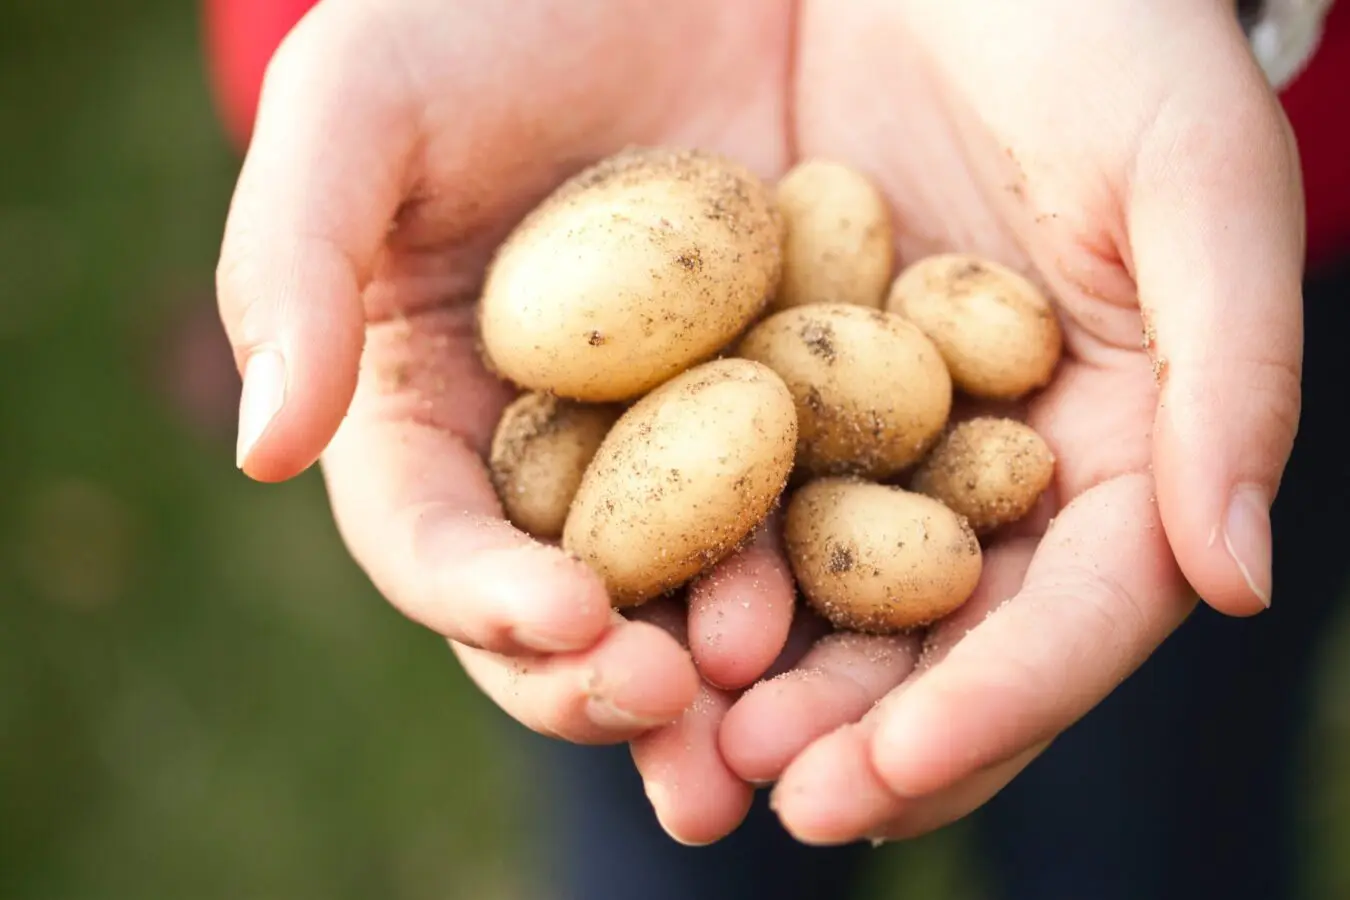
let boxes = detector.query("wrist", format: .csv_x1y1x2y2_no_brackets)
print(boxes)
1239,0,1336,88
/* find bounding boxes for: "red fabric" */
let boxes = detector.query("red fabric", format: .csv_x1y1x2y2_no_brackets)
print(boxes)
1282,2,1350,270
202,0,1350,267
202,0,318,150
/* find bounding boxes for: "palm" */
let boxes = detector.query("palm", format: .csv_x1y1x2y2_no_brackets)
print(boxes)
798,3,1162,484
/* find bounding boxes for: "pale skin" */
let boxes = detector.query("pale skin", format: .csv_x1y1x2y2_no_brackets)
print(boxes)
218,0,1304,847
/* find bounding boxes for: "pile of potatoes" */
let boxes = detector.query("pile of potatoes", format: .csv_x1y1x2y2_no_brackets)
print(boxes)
480,147,1060,635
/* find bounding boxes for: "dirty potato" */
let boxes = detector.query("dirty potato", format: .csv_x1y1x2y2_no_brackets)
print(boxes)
488,392,623,539
737,303,952,480
562,358,798,607
910,417,1055,534
886,253,1062,399
784,477,983,634
478,147,783,402
773,159,894,311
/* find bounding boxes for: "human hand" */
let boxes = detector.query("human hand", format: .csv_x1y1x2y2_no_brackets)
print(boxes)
716,0,1304,843
214,0,803,841
216,0,1304,849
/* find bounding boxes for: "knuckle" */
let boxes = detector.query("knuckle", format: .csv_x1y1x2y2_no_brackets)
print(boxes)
1004,564,1151,709
214,219,290,358
1139,82,1297,201
1251,354,1303,443
1071,567,1149,657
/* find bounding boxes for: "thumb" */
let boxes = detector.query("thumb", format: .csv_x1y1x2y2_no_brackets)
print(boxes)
215,2,418,482
1129,33,1304,616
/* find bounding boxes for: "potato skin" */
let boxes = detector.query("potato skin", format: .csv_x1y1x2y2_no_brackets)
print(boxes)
910,417,1055,535
488,392,623,539
562,358,798,608
736,303,952,480
478,147,784,402
773,160,894,311
886,253,1062,399
784,478,983,634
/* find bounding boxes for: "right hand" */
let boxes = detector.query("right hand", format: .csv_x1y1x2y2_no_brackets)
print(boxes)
215,0,798,845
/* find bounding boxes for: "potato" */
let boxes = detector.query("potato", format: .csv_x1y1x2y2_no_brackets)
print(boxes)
562,358,797,607
736,303,952,480
886,253,1062,399
784,477,982,634
488,392,623,539
478,147,784,402
773,160,894,311
910,417,1055,535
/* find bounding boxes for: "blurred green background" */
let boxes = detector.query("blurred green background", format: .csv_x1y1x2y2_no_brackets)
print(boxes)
3,2,1350,898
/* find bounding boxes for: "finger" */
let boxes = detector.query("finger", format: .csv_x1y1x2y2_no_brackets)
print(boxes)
867,744,1045,843
321,355,612,655
217,1,420,480
452,614,699,745
687,518,796,690
869,472,1196,799
770,719,889,846
1129,27,1304,615
771,711,1044,845
631,684,754,846
627,597,757,844
719,633,919,786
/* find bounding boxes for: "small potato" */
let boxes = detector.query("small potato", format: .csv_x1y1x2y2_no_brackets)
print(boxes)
773,159,894,311
478,147,783,402
886,253,1062,399
910,417,1055,535
737,303,952,480
563,358,798,608
784,478,983,634
488,392,623,539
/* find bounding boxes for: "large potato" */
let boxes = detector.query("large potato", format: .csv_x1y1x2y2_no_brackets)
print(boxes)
478,147,784,402
773,160,894,310
563,358,798,607
488,392,623,540
886,253,1063,399
784,477,983,634
737,303,952,480
910,417,1055,534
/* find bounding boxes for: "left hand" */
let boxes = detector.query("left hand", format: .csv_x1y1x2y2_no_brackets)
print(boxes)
642,0,1305,844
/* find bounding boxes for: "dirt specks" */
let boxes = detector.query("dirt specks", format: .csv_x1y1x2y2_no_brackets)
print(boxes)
950,259,987,285
675,247,704,273
798,319,837,363
827,543,855,574
1139,309,1168,385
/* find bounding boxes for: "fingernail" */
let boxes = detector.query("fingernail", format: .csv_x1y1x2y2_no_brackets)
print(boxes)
1223,483,1273,608
582,669,674,730
645,782,714,847
510,624,594,654
584,696,672,730
236,349,287,468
